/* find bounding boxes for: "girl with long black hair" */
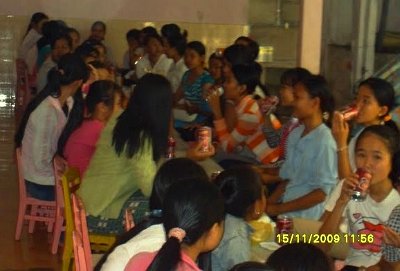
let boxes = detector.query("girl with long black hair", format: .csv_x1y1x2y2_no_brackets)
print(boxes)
15,53,88,201
77,73,172,234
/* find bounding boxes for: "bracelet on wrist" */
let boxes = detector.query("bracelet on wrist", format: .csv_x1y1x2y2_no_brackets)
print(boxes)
337,146,348,152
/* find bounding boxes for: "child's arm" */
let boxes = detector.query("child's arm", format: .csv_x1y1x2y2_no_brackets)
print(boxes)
318,175,358,252
253,166,282,185
332,112,352,179
266,188,326,216
173,84,184,106
223,101,237,132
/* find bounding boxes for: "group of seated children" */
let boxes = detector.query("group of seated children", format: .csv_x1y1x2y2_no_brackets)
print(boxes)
16,12,400,271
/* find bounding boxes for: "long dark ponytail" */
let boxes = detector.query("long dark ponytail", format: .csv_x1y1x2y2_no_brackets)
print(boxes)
147,179,225,271
15,53,89,149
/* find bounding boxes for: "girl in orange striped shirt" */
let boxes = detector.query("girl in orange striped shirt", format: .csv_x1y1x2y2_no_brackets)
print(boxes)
206,63,280,167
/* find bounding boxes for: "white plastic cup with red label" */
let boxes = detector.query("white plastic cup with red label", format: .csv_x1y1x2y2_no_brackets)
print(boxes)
352,168,372,201
339,104,359,121
196,126,212,153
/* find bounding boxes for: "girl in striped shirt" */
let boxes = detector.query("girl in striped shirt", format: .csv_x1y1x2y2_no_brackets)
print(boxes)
206,62,280,167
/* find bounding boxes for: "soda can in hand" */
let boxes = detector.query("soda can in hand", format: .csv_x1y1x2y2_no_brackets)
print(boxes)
339,104,359,121
352,168,372,202
196,126,212,153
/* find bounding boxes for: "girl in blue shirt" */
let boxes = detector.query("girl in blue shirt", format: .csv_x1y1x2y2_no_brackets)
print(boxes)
173,41,214,135
266,75,337,220
212,166,266,271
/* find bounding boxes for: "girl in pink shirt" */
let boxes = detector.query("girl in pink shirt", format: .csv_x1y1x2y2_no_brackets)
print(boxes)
64,80,123,177
125,178,225,271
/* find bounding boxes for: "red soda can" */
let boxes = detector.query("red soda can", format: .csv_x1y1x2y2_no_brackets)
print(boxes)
340,104,359,121
352,168,372,201
276,215,293,234
165,137,176,159
197,126,212,152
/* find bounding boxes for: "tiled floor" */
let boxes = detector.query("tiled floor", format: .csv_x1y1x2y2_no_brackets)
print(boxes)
0,16,60,271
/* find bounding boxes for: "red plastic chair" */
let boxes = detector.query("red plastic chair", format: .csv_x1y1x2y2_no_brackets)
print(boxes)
15,148,56,240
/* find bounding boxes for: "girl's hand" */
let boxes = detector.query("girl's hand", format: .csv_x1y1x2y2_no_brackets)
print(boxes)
54,155,68,176
339,174,359,203
186,142,216,161
384,226,400,248
185,103,200,115
204,87,223,119
332,111,350,149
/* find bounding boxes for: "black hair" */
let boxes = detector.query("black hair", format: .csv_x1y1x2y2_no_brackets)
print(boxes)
214,166,263,218
91,21,106,32
83,39,107,54
67,27,80,38
280,67,312,87
85,80,121,115
356,125,400,187
235,36,260,61
223,44,253,66
266,243,333,271
209,52,224,62
161,24,180,38
144,33,164,47
37,20,68,51
231,63,265,96
229,261,274,271
75,43,100,60
94,158,209,270
166,37,187,56
126,28,140,41
147,179,225,271
15,53,89,148
26,12,48,34
161,23,188,40
141,26,158,36
112,73,172,161
298,75,335,126
358,77,398,132
186,41,206,56
50,34,73,50
149,158,209,210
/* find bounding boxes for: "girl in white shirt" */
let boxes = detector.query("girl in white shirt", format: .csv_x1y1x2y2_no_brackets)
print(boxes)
135,34,173,79
15,53,89,201
320,125,400,269
18,12,48,67
163,30,188,93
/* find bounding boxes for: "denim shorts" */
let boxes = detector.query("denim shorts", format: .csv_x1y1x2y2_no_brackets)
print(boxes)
25,180,55,201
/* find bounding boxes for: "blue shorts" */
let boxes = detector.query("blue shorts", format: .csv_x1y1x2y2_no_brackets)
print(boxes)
25,180,55,201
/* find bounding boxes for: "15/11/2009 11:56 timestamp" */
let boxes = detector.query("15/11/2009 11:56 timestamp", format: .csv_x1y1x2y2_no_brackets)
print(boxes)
276,233,374,244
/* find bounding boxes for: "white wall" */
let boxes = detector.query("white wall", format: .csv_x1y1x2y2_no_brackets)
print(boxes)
0,0,248,25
